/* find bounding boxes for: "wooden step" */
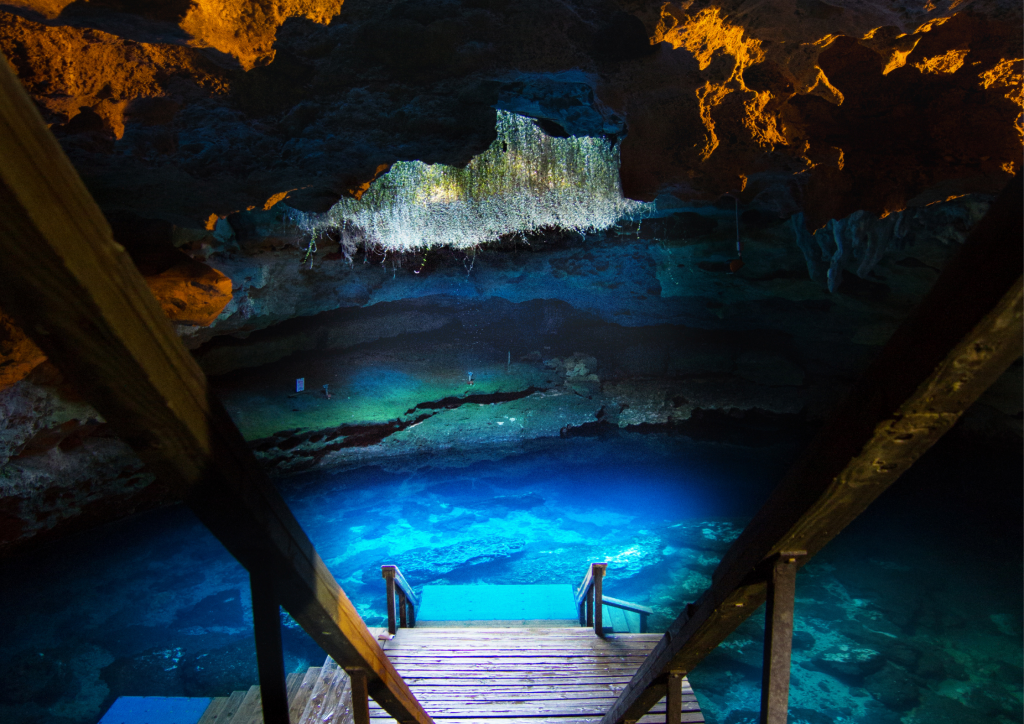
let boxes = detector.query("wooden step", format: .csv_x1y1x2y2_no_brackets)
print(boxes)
199,628,703,724
295,656,351,724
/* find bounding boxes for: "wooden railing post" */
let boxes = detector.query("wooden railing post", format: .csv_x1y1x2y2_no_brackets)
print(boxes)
346,668,371,724
398,588,408,629
382,566,398,635
760,552,804,724
666,672,683,724
586,583,594,627
593,563,607,637
249,570,289,724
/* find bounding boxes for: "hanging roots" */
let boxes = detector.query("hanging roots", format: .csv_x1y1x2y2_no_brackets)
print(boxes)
289,111,651,253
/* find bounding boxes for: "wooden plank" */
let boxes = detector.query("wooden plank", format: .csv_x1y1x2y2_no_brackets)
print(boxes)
369,692,693,703
368,720,704,724
298,658,350,724
289,667,320,723
625,611,641,635
389,665,649,674
600,174,1023,724
377,692,691,703
0,55,431,724
229,686,261,724
602,596,654,616
380,651,659,655
401,676,639,686
370,699,697,712
368,703,693,717
386,655,651,663
286,672,304,702
386,629,646,638
382,641,659,650
215,692,248,724
605,606,628,634
197,697,229,724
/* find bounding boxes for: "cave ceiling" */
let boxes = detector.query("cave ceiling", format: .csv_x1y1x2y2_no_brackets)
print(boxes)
0,0,1019,227
0,0,1021,553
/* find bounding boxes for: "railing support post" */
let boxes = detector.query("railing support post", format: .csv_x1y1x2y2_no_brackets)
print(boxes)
593,563,606,637
666,672,684,724
346,668,371,724
398,588,408,629
382,566,398,635
586,584,594,627
249,570,289,724
759,552,805,724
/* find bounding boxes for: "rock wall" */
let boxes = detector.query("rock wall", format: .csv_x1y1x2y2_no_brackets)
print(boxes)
2,194,1019,554
0,0,1019,227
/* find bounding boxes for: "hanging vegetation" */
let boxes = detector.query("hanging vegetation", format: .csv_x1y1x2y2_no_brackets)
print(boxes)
290,111,649,252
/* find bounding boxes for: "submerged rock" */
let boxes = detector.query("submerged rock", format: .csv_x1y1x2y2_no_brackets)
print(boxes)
393,537,527,583
863,662,920,711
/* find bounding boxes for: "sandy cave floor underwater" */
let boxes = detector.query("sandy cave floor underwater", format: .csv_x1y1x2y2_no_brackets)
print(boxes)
0,431,1020,724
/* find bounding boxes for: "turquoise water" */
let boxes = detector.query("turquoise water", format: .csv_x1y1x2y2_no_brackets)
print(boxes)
0,431,1020,724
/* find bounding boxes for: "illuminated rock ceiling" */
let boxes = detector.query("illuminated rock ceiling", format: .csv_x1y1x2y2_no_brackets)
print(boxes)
0,0,1019,226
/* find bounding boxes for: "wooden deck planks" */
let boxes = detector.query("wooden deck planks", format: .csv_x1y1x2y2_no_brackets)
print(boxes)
374,628,702,724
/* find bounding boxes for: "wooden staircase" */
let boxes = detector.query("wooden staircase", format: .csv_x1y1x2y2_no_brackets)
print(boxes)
197,658,345,724
190,627,702,724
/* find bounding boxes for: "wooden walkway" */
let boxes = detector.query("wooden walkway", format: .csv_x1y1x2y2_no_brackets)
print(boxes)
189,628,704,724
375,628,704,724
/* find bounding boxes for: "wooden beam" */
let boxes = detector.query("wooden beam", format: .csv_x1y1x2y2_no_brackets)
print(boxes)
600,172,1023,724
759,553,803,724
0,54,433,724
249,570,290,724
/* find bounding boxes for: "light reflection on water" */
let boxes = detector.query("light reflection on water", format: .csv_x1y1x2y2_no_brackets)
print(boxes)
0,432,1019,724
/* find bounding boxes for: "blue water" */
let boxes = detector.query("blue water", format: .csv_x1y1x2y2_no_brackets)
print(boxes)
0,431,1020,724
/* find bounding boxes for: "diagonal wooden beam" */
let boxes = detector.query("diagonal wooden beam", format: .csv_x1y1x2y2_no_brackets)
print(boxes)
0,53,433,724
601,172,1023,724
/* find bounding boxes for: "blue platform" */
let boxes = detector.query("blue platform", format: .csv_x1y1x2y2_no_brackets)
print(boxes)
417,584,578,623
99,696,212,724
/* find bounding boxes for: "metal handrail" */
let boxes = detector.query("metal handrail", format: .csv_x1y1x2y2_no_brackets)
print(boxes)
382,565,419,634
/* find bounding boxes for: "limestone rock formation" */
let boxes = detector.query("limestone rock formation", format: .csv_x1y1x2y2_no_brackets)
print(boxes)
0,0,1020,554
0,0,1018,226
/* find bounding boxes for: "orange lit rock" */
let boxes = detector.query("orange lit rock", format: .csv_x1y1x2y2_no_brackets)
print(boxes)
0,311,47,392
144,259,234,327
0,257,232,391
611,0,1022,225
180,0,345,70
914,48,970,74
0,0,1019,228
0,13,227,135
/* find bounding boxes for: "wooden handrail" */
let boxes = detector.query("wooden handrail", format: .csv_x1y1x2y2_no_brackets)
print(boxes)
603,596,652,635
575,563,607,636
600,173,1023,724
382,565,419,634
0,54,433,724
602,595,653,616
